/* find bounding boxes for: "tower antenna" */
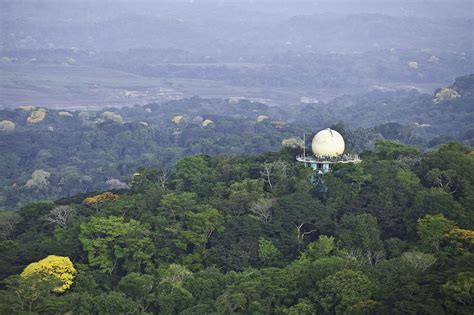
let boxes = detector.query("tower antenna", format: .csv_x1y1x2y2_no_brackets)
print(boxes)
303,131,306,157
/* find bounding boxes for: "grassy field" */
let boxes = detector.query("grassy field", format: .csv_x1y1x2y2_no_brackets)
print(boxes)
0,63,443,110
0,64,309,110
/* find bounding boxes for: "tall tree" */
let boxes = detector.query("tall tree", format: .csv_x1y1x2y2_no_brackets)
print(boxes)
79,216,155,276
337,213,385,265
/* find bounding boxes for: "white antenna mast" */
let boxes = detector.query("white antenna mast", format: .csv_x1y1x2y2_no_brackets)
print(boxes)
303,131,306,157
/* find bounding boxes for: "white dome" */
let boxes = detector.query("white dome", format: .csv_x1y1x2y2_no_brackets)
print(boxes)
311,128,345,157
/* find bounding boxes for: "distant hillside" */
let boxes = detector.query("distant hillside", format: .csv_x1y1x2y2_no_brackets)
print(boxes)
0,100,298,208
295,74,474,142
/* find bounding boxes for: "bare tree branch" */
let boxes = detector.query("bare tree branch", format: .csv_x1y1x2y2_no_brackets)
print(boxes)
159,168,170,189
249,198,274,224
43,206,76,229
295,223,317,242
260,162,274,190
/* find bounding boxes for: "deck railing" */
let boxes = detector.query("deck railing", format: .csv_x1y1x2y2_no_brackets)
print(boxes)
296,154,361,163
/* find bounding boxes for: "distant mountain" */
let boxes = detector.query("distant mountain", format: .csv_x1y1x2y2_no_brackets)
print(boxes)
275,14,472,52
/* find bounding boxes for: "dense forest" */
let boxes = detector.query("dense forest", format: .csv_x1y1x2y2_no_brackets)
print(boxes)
295,74,474,139
0,74,472,208
1,1,472,314
0,140,473,314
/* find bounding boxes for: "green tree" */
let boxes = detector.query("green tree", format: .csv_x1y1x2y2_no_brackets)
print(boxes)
442,272,474,306
92,291,139,314
0,274,62,314
318,269,375,314
283,298,317,315
177,205,224,251
184,267,227,307
118,272,156,313
79,216,155,275
417,142,474,207
426,168,462,195
227,179,265,214
216,268,294,314
401,251,437,272
159,192,199,227
371,257,442,313
157,264,194,314
258,238,280,264
373,139,420,160
0,211,21,240
416,214,455,251
335,163,372,194
410,188,467,231
174,156,214,197
158,193,224,269
300,235,336,261
337,214,384,265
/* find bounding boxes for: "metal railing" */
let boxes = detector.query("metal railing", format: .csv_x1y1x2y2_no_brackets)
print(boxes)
296,154,361,163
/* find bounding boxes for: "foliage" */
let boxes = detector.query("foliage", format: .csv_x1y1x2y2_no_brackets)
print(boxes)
0,211,21,240
82,192,118,206
373,139,420,160
434,87,460,103
25,169,51,189
79,216,154,274
2,74,473,208
0,120,15,131
161,264,193,285
27,109,46,124
337,213,384,265
21,255,76,293
43,205,76,229
447,228,474,248
416,214,456,251
258,238,280,263
0,274,63,313
282,298,317,315
318,269,375,314
300,235,336,261
0,141,473,313
442,272,474,306
401,251,437,272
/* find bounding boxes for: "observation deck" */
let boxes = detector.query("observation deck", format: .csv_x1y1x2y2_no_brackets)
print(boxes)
296,154,361,173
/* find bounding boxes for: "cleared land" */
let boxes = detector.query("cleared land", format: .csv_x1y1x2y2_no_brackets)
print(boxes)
0,64,444,110
0,64,304,109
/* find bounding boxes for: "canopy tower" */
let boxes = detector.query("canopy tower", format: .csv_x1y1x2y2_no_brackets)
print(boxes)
296,128,361,190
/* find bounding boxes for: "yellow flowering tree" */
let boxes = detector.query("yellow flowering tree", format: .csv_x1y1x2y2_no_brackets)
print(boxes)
202,119,214,127
83,192,118,212
0,120,16,131
27,109,46,124
446,228,474,252
58,111,73,117
433,87,460,103
172,115,186,125
83,192,118,205
21,255,76,293
101,111,123,123
447,228,474,244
